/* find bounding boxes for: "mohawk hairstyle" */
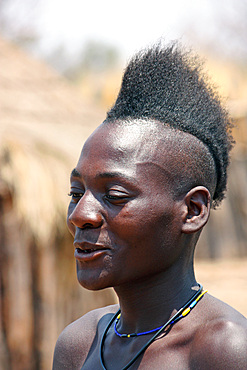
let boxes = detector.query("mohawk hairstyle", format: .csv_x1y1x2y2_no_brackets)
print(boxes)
107,42,234,208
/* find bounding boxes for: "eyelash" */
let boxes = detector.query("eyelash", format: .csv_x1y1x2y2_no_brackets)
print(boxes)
68,192,83,200
105,194,125,200
68,192,128,203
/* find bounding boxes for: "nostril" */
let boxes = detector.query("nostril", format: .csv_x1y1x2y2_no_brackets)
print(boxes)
68,208,103,229
82,223,95,229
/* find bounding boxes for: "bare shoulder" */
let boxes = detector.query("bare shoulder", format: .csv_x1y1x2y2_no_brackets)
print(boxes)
52,304,119,370
190,294,247,369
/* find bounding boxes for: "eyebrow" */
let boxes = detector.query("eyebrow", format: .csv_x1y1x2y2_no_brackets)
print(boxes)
70,168,82,178
97,171,129,179
96,172,138,185
70,169,136,184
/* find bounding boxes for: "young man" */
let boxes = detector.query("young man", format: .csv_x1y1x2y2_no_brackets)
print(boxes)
53,43,247,369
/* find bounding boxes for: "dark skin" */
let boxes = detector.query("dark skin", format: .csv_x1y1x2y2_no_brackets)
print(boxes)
53,121,247,369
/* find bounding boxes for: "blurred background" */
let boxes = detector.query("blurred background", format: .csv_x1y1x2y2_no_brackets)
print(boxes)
0,0,247,368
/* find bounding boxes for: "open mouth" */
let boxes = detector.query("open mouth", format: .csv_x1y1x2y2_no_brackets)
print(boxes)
74,244,109,261
77,248,97,254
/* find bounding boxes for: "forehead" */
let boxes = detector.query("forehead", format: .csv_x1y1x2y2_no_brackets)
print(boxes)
73,121,196,193
74,120,213,196
74,120,216,201
81,120,176,166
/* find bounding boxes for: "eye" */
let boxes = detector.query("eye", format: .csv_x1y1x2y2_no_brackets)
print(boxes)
104,189,129,204
68,192,84,202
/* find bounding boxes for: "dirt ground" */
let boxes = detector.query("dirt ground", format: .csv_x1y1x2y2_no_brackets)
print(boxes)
194,258,247,317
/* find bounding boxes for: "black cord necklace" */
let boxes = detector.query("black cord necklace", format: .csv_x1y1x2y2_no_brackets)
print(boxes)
100,284,204,370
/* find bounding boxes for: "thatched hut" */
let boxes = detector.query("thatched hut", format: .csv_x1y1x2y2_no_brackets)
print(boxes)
195,58,247,259
196,107,247,258
0,38,247,370
0,37,117,370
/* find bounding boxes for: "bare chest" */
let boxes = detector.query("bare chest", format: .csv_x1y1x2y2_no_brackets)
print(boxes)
81,330,193,370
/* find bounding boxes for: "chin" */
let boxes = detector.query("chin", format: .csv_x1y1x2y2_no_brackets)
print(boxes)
76,268,113,291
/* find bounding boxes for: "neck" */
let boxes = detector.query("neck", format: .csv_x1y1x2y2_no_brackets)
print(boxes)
114,260,197,334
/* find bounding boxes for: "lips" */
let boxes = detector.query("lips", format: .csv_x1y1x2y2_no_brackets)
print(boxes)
74,242,110,261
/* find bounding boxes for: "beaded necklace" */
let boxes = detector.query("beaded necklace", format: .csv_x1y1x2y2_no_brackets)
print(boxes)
100,284,206,370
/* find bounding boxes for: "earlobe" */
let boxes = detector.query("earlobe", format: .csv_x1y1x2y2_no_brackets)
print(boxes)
181,186,211,234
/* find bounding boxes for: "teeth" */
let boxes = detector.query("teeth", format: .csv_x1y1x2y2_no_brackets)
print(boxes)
76,247,99,254
78,248,95,253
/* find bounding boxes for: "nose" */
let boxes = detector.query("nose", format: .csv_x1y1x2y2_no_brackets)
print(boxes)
68,191,103,230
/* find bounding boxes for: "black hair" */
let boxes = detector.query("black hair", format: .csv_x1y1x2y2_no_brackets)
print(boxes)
106,42,234,208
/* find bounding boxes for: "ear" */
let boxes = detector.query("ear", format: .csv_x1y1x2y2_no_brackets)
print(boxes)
181,186,211,234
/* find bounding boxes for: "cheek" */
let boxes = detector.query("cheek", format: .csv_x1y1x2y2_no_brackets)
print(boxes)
110,200,175,247
108,206,179,278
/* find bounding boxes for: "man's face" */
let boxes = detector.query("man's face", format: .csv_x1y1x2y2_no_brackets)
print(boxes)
67,121,184,290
